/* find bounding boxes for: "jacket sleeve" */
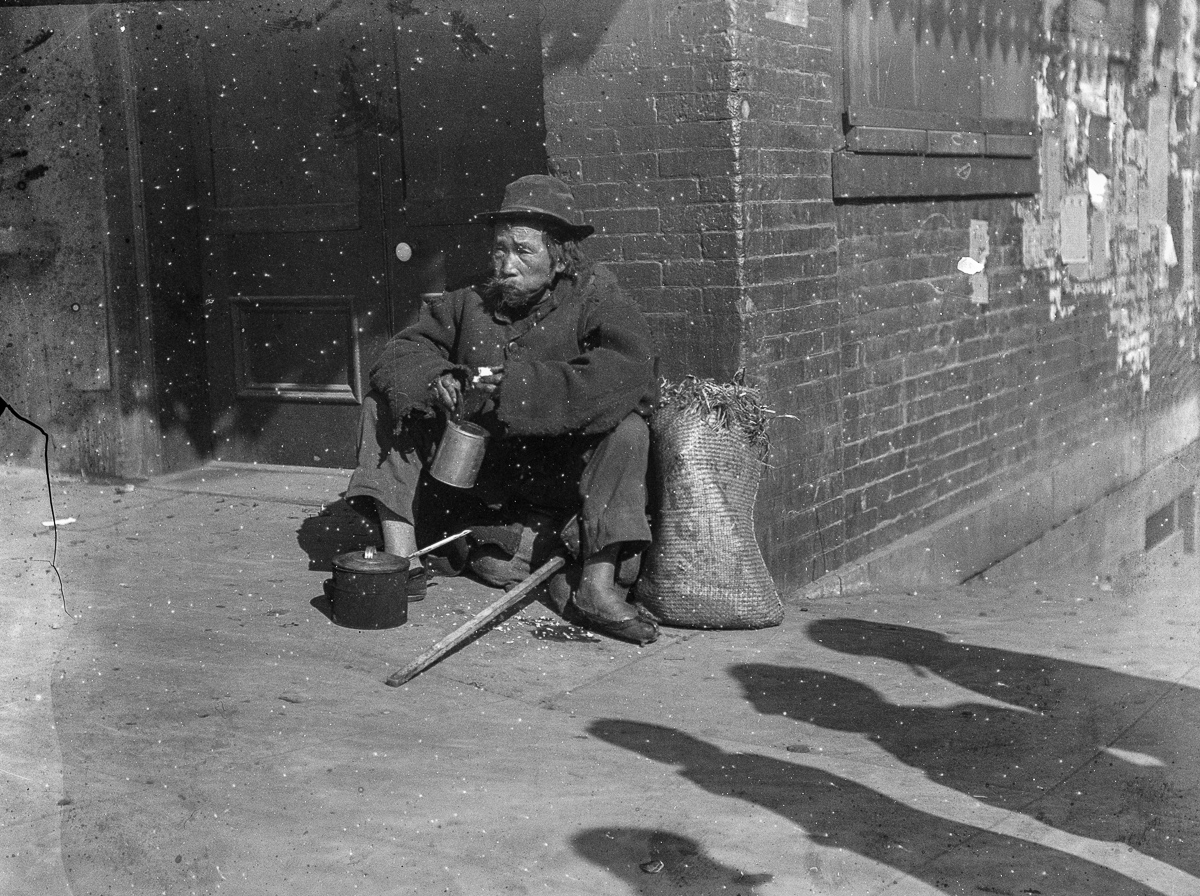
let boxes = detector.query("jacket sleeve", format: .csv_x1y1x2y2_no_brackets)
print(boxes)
496,269,657,437
368,291,466,427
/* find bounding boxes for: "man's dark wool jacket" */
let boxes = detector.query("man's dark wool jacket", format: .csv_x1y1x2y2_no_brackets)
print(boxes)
369,263,658,438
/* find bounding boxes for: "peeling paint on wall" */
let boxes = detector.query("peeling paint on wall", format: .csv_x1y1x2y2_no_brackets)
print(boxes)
1020,205,1050,269
1090,207,1110,277
765,0,807,30
1048,269,1077,321
1180,168,1197,345
1022,0,1200,394
1,9,115,464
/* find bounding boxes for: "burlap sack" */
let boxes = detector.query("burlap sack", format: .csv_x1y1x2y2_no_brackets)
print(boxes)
634,403,783,629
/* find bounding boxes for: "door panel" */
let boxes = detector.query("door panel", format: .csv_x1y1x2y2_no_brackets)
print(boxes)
228,296,360,403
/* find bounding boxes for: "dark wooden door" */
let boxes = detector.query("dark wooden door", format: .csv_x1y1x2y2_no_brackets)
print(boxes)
145,0,545,468
184,0,397,467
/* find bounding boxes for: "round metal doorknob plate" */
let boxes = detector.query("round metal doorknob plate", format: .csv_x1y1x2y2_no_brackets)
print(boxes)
394,242,413,262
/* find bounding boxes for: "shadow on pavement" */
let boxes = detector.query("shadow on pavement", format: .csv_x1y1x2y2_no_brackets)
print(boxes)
589,719,1166,896
310,586,335,622
729,618,1200,879
572,827,773,894
295,498,378,571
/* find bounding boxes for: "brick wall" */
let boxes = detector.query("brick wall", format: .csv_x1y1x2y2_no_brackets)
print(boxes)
834,199,1122,565
541,0,744,380
769,0,1197,587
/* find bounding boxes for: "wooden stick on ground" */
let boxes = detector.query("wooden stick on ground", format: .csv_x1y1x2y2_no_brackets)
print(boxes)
386,555,566,688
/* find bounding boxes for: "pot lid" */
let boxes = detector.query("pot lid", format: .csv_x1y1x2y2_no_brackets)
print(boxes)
333,546,408,573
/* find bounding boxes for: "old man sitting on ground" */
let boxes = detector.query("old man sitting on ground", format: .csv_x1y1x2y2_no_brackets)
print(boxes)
346,174,659,645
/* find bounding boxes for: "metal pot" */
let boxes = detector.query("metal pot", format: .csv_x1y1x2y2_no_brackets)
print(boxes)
329,546,410,629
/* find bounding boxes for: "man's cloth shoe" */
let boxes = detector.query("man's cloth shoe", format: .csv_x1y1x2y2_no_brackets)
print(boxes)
573,603,659,645
406,566,429,601
571,580,658,646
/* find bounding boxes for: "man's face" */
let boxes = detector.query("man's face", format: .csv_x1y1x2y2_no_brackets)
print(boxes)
490,220,561,308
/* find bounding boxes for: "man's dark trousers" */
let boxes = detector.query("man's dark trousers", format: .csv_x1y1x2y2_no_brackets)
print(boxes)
346,391,652,556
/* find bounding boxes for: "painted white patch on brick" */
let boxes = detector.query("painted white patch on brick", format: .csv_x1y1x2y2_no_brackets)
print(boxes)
765,0,807,29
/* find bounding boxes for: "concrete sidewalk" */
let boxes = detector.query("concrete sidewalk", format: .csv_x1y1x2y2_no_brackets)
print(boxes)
2,463,1198,895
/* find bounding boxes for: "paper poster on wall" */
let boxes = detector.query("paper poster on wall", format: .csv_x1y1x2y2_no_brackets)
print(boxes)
1088,114,1112,173
1123,163,1141,226
1145,92,1170,224
1042,128,1065,210
1020,208,1049,269
1091,208,1110,277
1182,169,1196,296
1059,194,1090,264
967,219,990,304
1139,222,1156,256
1161,223,1178,267
1087,167,1109,209
1159,222,1177,288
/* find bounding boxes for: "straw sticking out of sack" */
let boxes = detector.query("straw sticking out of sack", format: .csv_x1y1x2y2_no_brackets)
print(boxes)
659,371,775,450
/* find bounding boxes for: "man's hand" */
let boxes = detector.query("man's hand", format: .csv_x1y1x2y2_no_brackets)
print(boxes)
472,365,505,395
431,372,462,413
431,366,503,414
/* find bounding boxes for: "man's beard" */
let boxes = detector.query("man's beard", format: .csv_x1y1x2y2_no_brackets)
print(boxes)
483,275,547,315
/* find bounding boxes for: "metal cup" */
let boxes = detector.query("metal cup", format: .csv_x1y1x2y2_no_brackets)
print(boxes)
429,419,489,488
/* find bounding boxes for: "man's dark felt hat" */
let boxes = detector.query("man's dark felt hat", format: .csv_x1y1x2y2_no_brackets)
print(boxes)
481,174,595,239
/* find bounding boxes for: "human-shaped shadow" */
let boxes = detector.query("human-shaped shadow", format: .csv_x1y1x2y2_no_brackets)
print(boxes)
589,719,1163,895
729,617,1200,879
572,827,773,894
295,498,380,572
